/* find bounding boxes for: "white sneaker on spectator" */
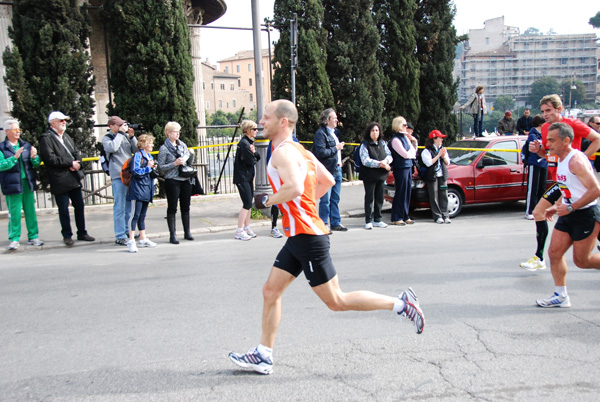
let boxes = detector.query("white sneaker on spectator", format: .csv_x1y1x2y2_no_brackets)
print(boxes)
235,230,252,241
365,222,373,230
244,227,257,238
270,228,283,238
138,238,157,248
8,241,19,250
525,214,534,220
127,239,138,253
436,218,444,224
27,238,44,246
373,221,388,228
444,217,451,224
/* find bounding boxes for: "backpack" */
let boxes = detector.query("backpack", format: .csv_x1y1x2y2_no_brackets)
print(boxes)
120,156,133,186
521,140,530,165
416,149,428,179
97,133,115,175
353,144,363,174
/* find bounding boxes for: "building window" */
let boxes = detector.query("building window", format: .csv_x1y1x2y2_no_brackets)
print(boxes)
236,65,240,73
560,58,567,65
220,83,225,90
230,84,234,90
211,82,214,90
233,100,236,108
485,37,489,45
225,66,229,73
250,94,253,101
249,78,253,86
248,63,252,72
219,100,222,108
202,81,205,89
226,102,229,109
206,101,210,109
238,79,241,87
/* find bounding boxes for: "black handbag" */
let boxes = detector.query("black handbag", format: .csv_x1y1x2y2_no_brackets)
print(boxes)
178,164,196,178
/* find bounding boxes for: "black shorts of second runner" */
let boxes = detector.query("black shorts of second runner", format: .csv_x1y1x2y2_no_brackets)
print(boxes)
236,181,253,210
554,206,598,241
273,234,337,287
542,182,561,205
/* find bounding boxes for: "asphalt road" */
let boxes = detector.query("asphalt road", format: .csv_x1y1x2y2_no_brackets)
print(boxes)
2,204,600,401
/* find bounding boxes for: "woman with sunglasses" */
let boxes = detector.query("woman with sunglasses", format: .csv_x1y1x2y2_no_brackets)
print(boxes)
233,120,261,241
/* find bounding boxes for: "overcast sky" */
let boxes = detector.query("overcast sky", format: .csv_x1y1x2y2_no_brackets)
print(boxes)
199,0,600,64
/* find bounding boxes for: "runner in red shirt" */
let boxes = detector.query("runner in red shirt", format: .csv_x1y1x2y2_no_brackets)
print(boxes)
520,94,600,271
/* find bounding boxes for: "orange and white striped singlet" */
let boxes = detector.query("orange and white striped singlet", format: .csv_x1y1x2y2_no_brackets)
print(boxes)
267,141,329,237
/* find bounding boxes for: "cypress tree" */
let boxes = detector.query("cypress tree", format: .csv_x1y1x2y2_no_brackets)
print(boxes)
3,0,96,160
101,0,199,146
374,0,420,133
272,0,334,140
414,0,459,142
322,0,384,144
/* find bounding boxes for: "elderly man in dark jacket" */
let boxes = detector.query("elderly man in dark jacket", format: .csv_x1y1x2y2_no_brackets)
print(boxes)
39,111,94,246
0,119,44,250
313,108,347,231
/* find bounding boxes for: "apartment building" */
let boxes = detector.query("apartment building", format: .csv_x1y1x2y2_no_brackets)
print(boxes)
217,49,272,109
456,17,599,105
202,61,251,113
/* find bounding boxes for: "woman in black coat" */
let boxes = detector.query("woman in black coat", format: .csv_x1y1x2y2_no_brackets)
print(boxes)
233,120,260,241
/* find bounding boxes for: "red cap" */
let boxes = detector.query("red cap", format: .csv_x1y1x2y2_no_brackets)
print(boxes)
505,111,512,117
429,130,447,139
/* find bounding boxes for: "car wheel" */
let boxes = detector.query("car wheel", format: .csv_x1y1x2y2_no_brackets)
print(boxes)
447,188,463,218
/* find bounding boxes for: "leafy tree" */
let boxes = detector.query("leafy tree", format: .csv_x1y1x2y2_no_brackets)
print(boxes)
271,0,334,141
493,95,515,113
374,0,420,134
322,0,385,144
414,0,459,143
559,79,587,107
100,0,199,146
3,0,96,188
589,11,600,29
527,76,560,110
523,27,542,36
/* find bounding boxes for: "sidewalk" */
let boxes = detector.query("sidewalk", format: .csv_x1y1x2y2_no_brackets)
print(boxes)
1,181,390,251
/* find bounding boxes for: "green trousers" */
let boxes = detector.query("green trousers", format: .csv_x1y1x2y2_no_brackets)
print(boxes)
6,179,39,242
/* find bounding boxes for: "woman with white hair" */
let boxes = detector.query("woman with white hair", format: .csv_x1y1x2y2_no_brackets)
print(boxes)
157,121,195,244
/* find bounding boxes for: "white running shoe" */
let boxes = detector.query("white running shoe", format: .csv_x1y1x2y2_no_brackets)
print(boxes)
435,218,444,224
536,292,571,308
138,238,157,248
270,228,283,238
8,241,19,250
235,230,252,241
244,227,257,238
444,217,451,224
365,222,373,230
398,287,425,334
373,221,388,228
520,256,546,271
525,214,534,220
229,347,273,375
127,239,138,253
27,238,44,246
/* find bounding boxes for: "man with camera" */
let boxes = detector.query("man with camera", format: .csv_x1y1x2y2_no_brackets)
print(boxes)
102,115,138,246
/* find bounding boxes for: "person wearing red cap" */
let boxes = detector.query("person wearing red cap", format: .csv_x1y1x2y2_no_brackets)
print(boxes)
497,111,516,135
421,130,451,223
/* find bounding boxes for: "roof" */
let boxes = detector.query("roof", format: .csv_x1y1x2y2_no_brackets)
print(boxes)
190,0,227,26
217,49,270,63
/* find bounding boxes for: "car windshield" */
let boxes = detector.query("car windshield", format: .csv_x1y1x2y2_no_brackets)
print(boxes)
447,141,485,166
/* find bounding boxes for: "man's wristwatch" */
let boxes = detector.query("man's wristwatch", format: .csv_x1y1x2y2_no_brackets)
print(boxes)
262,194,269,207
567,205,574,213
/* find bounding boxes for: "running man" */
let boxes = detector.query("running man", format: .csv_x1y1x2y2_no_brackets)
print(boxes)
520,94,600,271
228,100,424,375
536,122,600,308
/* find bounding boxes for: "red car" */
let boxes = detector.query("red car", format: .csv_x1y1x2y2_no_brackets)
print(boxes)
384,135,548,218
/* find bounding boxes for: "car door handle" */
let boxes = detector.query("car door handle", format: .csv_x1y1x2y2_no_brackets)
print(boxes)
510,168,519,172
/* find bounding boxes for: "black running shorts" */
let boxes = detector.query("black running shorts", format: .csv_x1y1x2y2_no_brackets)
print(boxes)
273,234,337,287
554,206,598,241
542,182,561,205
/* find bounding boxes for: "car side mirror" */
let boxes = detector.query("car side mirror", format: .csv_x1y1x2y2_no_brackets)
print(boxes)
478,158,494,168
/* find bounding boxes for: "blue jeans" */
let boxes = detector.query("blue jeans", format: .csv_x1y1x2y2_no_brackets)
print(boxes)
112,178,130,239
319,166,342,227
473,112,484,137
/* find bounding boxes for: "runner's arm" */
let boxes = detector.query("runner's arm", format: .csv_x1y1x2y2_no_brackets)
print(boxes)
582,128,600,158
266,144,305,206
